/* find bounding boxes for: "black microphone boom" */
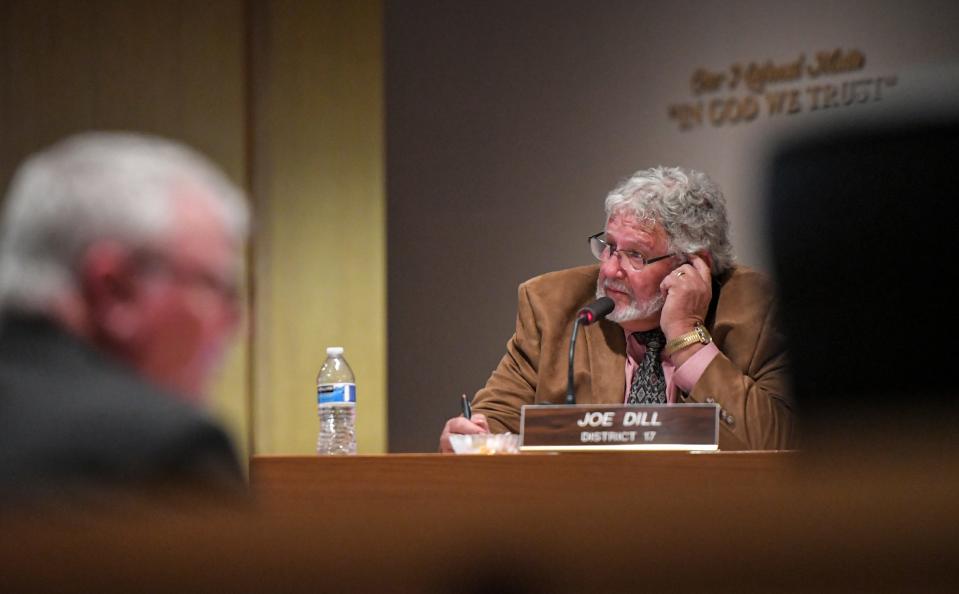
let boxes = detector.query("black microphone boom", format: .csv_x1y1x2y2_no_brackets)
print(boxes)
567,297,615,405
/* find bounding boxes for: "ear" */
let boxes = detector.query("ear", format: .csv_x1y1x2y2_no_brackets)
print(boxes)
695,250,714,274
79,241,142,344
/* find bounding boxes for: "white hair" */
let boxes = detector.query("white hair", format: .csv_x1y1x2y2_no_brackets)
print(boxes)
0,132,249,312
604,166,734,274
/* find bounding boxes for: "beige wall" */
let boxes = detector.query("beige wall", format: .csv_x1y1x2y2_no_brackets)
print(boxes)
250,0,386,455
0,0,386,458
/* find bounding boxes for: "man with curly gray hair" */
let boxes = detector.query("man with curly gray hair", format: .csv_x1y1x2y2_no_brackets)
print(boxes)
441,166,795,451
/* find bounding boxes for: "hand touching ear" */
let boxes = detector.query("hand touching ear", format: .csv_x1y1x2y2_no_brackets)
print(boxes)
658,254,712,341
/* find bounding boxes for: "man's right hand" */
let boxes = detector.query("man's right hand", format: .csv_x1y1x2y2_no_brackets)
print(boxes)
439,413,490,453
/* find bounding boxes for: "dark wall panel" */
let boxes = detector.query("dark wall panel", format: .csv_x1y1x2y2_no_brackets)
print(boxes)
387,0,959,451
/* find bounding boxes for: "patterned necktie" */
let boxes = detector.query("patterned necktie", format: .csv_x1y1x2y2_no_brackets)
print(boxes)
627,329,667,404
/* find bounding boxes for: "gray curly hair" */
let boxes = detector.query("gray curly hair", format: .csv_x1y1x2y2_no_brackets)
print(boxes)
604,166,734,274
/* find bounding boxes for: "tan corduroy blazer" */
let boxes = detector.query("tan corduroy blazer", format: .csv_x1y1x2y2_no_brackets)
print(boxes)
472,265,797,450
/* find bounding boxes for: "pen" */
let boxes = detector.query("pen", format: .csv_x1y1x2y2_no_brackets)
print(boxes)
461,393,472,420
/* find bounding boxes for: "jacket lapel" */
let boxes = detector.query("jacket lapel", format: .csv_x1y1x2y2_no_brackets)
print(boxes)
583,319,627,404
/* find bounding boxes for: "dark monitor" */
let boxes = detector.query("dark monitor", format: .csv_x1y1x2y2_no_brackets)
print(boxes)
766,117,959,445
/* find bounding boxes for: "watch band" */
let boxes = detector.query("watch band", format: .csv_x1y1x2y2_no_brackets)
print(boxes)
664,324,711,357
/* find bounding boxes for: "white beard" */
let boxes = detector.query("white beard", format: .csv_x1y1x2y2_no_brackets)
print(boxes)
596,278,665,324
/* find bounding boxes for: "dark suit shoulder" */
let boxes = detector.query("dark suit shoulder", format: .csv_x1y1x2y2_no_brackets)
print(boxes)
0,315,243,498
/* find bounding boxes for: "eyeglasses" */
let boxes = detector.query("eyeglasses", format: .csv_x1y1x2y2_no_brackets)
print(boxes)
588,231,675,272
135,251,241,307
163,264,241,307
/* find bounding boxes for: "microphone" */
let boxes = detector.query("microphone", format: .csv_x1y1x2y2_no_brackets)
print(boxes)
567,297,615,405
577,297,614,325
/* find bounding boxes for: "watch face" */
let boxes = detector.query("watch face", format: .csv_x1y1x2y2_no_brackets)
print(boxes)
696,325,710,344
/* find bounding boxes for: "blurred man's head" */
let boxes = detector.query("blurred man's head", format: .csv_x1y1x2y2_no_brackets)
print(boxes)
0,132,249,403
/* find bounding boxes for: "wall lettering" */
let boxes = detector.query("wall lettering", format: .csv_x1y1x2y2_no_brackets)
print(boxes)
668,48,898,131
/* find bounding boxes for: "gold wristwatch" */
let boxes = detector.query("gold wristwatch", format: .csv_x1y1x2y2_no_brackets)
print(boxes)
664,324,711,357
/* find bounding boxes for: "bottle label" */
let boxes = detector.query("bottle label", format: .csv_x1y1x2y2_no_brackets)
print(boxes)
317,382,356,407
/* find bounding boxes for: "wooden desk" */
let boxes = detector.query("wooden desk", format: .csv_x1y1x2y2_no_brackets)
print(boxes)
251,451,794,512
3,451,957,593
246,451,958,593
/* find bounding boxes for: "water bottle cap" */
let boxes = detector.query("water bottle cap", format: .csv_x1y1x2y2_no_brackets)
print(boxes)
326,346,344,356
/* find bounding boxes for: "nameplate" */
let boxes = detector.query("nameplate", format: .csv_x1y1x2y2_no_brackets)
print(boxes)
520,404,719,451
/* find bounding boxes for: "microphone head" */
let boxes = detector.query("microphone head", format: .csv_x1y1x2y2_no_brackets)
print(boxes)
577,297,614,325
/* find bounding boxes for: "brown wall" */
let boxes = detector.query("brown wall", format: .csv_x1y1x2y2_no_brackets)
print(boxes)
386,0,959,451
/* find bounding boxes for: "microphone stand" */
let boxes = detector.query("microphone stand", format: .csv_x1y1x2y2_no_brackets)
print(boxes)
566,317,584,405
566,297,613,405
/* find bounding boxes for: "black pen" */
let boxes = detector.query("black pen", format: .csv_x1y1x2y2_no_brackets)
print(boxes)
461,393,472,420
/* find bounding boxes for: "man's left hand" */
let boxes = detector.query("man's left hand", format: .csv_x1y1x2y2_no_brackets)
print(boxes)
659,254,712,341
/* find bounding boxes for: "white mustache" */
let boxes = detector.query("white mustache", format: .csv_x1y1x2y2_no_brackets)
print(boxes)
603,280,633,297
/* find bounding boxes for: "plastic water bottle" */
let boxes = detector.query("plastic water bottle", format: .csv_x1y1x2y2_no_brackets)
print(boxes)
316,346,356,455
